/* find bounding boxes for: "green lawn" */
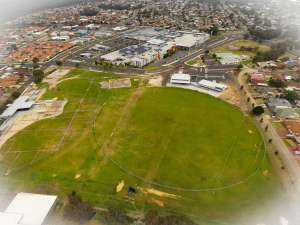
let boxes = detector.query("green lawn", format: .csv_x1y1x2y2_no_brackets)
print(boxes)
143,65,159,71
0,70,279,224
186,57,204,66
212,39,270,58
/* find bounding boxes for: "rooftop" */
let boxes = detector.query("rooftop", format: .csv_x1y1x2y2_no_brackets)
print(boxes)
171,73,191,81
268,97,293,109
198,79,227,90
0,96,34,119
0,193,57,225
216,52,246,64
0,212,22,225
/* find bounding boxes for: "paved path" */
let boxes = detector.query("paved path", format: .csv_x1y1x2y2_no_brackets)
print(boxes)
237,68,300,194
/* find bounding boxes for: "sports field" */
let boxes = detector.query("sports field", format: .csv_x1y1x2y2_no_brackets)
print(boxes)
0,69,278,224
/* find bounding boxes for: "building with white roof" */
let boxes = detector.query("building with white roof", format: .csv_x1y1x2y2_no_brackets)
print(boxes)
198,79,227,92
0,193,57,225
175,33,209,49
51,36,70,41
170,73,191,84
0,212,23,225
112,26,127,31
0,96,35,119
147,39,166,45
216,53,248,65
101,43,158,67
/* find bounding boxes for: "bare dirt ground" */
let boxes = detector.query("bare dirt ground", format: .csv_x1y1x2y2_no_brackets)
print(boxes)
148,76,162,87
220,83,249,113
116,180,125,192
138,187,180,199
45,68,71,89
100,78,131,89
0,99,67,150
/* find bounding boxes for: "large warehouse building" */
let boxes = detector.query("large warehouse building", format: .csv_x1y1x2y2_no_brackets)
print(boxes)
100,28,209,67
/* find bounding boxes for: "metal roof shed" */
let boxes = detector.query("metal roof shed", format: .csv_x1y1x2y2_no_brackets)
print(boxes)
170,73,191,84
4,193,57,225
198,79,227,92
0,96,34,119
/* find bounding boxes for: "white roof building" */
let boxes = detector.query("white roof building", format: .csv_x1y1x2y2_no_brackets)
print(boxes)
216,53,248,65
0,212,23,225
0,96,34,119
175,33,209,49
51,36,70,41
170,73,191,84
147,39,165,45
112,26,127,31
0,193,57,225
198,79,227,92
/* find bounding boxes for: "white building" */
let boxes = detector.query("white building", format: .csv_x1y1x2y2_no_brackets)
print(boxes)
198,79,227,92
170,73,191,84
0,96,35,119
175,33,209,49
51,36,70,41
216,53,248,65
0,193,57,225
112,26,127,31
80,52,92,58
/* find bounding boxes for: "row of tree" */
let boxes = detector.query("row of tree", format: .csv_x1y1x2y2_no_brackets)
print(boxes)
248,26,281,41
253,42,290,62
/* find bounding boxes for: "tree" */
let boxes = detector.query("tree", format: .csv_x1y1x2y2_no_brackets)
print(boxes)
208,25,219,36
268,78,287,88
252,106,264,116
33,69,44,84
55,60,63,66
237,64,243,71
284,90,299,104
144,210,197,225
101,208,131,225
64,191,95,223
80,8,98,16
32,57,40,69
12,90,21,98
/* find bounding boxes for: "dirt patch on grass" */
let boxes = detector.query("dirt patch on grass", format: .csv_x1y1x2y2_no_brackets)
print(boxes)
138,187,180,199
45,68,71,89
148,76,162,87
100,78,131,89
220,85,248,112
75,173,81,179
0,99,67,150
116,180,125,192
151,198,164,207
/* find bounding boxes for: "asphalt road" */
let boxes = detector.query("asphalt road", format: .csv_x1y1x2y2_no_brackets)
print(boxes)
60,33,242,80
237,68,300,194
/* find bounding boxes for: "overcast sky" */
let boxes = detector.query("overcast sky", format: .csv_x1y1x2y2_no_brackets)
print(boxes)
0,0,76,22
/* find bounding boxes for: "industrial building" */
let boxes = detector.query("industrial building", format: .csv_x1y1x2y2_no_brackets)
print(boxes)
198,79,227,92
216,53,249,65
0,193,57,225
170,73,191,84
100,28,209,67
101,43,159,67
0,96,35,119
